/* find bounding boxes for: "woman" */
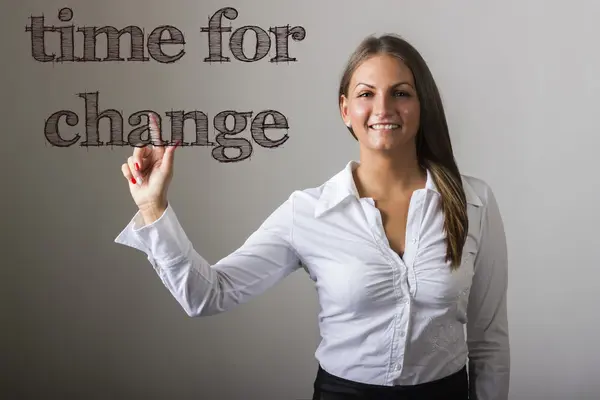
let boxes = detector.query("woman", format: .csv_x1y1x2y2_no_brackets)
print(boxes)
116,34,510,400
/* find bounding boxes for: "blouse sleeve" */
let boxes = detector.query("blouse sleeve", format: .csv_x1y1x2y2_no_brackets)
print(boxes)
114,195,302,317
466,184,511,400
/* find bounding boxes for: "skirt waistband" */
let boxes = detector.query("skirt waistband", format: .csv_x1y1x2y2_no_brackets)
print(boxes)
312,365,468,399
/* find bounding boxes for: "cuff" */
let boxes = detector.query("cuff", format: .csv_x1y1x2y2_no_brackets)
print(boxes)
114,203,192,267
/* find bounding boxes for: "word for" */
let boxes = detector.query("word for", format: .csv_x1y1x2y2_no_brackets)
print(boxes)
44,92,290,163
25,7,306,64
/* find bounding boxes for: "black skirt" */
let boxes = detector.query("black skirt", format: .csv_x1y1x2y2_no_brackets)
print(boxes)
312,365,469,400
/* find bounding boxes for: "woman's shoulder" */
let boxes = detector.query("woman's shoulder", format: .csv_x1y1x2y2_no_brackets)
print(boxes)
285,162,358,217
287,181,335,219
460,173,499,209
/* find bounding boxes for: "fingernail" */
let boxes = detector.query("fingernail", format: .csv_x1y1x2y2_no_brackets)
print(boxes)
131,177,136,184
175,140,181,147
135,162,140,171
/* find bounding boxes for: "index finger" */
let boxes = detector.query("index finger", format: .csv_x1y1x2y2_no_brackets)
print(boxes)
148,112,162,146
131,113,158,169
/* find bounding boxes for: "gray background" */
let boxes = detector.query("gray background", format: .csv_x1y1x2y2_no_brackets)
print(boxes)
4,0,599,399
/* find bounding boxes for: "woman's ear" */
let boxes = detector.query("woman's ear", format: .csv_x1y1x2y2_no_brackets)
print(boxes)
339,94,350,126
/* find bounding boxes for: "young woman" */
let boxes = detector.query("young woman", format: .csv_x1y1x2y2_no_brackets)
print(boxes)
116,34,510,400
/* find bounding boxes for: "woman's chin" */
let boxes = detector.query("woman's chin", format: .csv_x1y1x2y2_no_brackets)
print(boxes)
366,131,399,150
360,131,417,153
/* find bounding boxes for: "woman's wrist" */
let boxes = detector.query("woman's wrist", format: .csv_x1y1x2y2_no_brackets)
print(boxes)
139,200,167,225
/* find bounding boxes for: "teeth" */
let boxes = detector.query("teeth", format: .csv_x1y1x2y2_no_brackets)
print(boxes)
371,124,399,130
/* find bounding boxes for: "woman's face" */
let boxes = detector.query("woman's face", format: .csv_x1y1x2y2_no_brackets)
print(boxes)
340,54,421,152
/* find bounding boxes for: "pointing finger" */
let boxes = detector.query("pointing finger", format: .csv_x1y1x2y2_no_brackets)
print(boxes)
149,113,162,146
132,113,159,172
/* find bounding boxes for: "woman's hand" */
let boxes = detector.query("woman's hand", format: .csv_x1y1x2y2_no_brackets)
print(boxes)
121,113,179,224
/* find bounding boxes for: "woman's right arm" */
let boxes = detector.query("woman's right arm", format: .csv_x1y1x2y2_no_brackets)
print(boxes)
115,196,302,317
115,113,302,316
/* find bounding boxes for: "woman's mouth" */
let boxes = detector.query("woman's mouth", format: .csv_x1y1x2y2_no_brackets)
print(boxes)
369,123,400,130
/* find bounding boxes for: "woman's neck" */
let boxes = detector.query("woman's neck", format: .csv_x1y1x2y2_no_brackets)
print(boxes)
353,149,426,201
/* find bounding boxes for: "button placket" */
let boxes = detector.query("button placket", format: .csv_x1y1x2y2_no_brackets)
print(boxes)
363,196,414,379
407,194,426,298
396,354,404,371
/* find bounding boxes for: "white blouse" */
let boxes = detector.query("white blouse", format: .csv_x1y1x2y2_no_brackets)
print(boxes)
115,160,510,399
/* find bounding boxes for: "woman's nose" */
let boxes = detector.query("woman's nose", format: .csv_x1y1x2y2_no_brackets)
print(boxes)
372,94,394,117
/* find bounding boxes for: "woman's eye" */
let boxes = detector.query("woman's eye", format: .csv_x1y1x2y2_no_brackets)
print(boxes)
357,91,410,98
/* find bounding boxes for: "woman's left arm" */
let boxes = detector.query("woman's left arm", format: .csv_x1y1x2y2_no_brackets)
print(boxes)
466,184,510,400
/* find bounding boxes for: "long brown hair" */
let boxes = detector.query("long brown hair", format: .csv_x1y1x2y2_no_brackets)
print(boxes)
338,34,468,269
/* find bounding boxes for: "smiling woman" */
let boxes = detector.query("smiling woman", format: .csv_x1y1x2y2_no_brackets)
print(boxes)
338,35,468,269
115,33,509,400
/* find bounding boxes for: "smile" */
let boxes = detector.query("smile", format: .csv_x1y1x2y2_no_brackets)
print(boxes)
369,123,400,130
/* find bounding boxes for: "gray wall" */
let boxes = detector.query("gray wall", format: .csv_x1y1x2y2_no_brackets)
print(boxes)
4,0,600,398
